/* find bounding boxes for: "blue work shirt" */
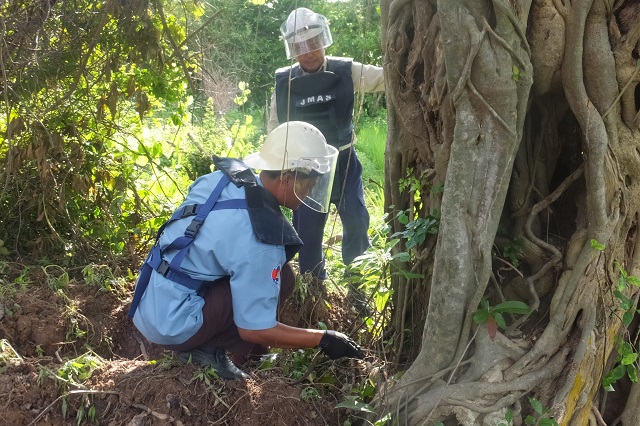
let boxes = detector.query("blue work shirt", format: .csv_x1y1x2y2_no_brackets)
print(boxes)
133,171,287,345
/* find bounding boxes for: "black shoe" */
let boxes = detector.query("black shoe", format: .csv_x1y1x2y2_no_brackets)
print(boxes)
177,346,250,380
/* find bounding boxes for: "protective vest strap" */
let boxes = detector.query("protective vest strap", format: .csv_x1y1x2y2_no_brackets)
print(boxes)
211,156,303,262
128,175,244,318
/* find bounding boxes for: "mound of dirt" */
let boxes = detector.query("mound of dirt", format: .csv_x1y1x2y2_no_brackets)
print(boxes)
0,277,376,426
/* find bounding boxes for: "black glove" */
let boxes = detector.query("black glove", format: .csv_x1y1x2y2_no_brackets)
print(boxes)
318,330,365,360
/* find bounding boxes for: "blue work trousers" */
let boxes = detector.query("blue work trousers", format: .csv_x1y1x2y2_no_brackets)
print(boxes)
293,149,370,279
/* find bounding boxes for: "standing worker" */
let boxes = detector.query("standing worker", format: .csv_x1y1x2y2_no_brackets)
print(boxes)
128,121,364,380
267,7,385,307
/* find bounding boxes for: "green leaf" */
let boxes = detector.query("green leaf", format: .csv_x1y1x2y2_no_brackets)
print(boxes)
612,364,626,381
621,352,638,366
493,301,530,315
530,398,543,415
627,365,638,383
524,415,536,425
627,276,640,287
505,409,513,422
374,413,391,426
619,341,634,356
614,290,632,309
335,399,377,414
539,418,559,426
623,310,634,326
494,312,507,330
603,370,617,389
511,64,522,81
391,252,410,262
590,239,605,251
473,310,490,325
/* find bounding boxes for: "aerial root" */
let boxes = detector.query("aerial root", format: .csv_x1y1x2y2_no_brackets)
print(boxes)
407,347,570,424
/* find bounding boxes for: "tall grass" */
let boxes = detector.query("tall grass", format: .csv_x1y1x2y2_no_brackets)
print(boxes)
356,120,386,174
356,118,387,221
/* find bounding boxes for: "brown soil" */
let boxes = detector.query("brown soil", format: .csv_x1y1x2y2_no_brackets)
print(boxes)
0,274,378,426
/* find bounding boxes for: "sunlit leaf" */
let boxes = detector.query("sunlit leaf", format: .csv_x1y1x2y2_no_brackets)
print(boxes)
590,239,605,251
621,352,637,366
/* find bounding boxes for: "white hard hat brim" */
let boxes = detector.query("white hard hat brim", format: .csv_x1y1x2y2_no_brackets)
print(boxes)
243,153,275,171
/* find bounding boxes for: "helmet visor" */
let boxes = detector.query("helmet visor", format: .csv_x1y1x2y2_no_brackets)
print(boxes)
281,20,332,59
291,147,338,213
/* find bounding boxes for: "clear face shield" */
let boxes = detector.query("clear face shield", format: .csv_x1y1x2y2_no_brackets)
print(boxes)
288,146,338,213
280,15,332,59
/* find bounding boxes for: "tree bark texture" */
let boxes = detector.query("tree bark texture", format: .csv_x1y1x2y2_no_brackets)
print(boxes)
380,0,640,424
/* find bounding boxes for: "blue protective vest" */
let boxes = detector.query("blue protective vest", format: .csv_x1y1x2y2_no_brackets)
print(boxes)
128,157,302,318
275,57,354,149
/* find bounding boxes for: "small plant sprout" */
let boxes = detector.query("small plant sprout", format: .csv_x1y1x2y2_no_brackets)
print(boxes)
524,398,559,426
473,299,530,340
191,366,220,386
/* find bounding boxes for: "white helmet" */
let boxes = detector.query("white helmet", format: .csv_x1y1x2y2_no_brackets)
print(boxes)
280,8,333,59
244,121,338,213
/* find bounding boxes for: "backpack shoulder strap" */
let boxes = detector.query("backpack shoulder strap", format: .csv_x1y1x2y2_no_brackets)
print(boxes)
128,174,247,318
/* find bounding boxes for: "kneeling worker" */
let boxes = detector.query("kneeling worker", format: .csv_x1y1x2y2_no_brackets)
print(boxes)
128,121,364,380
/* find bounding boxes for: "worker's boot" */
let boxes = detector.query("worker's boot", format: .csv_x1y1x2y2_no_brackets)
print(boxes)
177,345,250,380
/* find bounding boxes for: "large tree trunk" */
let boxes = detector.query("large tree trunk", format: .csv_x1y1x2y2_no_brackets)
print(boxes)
379,0,640,424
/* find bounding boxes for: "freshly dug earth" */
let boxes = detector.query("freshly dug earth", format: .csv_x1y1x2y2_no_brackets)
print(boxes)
0,275,377,426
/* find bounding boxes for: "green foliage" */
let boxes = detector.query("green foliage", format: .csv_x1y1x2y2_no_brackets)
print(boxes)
337,379,381,424
0,263,32,301
524,398,559,426
495,237,524,268
43,265,71,291
38,352,102,424
1,0,199,263
195,0,383,109
613,262,640,327
498,409,514,426
602,262,640,391
356,118,386,176
392,209,439,251
191,366,220,386
281,348,316,380
82,264,133,301
590,239,606,251
349,224,399,304
473,299,530,340
512,64,525,82
0,0,386,271
603,339,639,391
57,354,102,389
300,386,322,402
336,395,377,414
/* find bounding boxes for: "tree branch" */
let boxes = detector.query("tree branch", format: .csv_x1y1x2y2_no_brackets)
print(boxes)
153,0,197,96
